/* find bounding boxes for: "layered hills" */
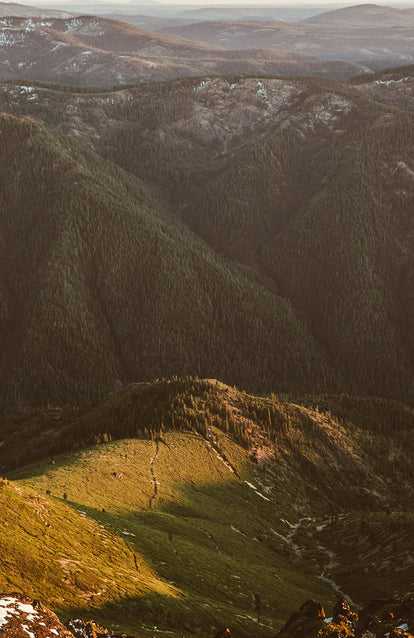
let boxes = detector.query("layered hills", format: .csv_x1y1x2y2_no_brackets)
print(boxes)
0,16,366,84
0,9,413,638
0,1,71,18
0,71,414,410
161,11,414,70
306,3,414,26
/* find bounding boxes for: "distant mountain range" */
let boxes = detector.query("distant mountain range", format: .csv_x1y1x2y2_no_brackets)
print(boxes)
306,3,414,26
1,4,414,84
0,0,71,17
0,15,368,84
159,4,414,70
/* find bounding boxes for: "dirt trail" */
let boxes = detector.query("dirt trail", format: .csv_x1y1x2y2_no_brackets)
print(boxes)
149,439,160,509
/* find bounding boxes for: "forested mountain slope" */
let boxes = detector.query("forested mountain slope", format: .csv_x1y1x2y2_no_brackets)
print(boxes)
2,74,412,406
352,64,414,110
0,111,341,412
1,73,414,408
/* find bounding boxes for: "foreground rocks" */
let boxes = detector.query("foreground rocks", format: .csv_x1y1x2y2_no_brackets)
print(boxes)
276,596,414,638
0,593,231,637
0,596,140,638
0,593,73,637
2,591,412,638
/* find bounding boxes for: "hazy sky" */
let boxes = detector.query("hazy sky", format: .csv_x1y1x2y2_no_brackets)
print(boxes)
20,0,414,8
21,0,414,4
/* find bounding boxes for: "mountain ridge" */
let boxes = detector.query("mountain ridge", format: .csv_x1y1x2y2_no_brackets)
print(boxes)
0,15,368,83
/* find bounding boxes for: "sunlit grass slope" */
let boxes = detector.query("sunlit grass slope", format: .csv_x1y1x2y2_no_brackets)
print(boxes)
4,378,414,636
10,432,337,637
0,478,178,632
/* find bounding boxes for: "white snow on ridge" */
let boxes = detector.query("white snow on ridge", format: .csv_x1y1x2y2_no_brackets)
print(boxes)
244,480,270,501
16,601,37,617
0,29,28,45
376,76,409,85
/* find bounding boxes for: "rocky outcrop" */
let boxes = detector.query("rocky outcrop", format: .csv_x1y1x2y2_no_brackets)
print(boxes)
3,591,413,638
0,594,141,638
355,598,414,638
276,596,414,638
0,593,231,638
0,593,73,637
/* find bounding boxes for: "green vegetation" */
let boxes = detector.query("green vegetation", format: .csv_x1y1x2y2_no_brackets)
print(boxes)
315,511,414,602
0,72,413,637
2,378,413,635
0,477,179,637
3,378,414,506
4,433,336,637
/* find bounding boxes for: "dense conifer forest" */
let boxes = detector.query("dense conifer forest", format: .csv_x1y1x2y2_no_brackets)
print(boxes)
0,73,413,412
0,18,413,635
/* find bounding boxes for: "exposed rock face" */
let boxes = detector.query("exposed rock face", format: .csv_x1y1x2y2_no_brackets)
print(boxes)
300,599,326,619
0,593,73,637
276,598,327,637
355,598,414,638
333,598,352,622
276,597,414,638
0,594,140,638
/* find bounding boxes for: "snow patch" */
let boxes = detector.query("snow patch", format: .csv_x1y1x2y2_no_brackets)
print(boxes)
257,81,268,100
0,597,38,629
194,80,210,92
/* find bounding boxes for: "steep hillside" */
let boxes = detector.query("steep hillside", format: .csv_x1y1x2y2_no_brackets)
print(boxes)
0,75,413,407
0,478,180,637
0,111,342,413
0,16,366,83
3,379,414,636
